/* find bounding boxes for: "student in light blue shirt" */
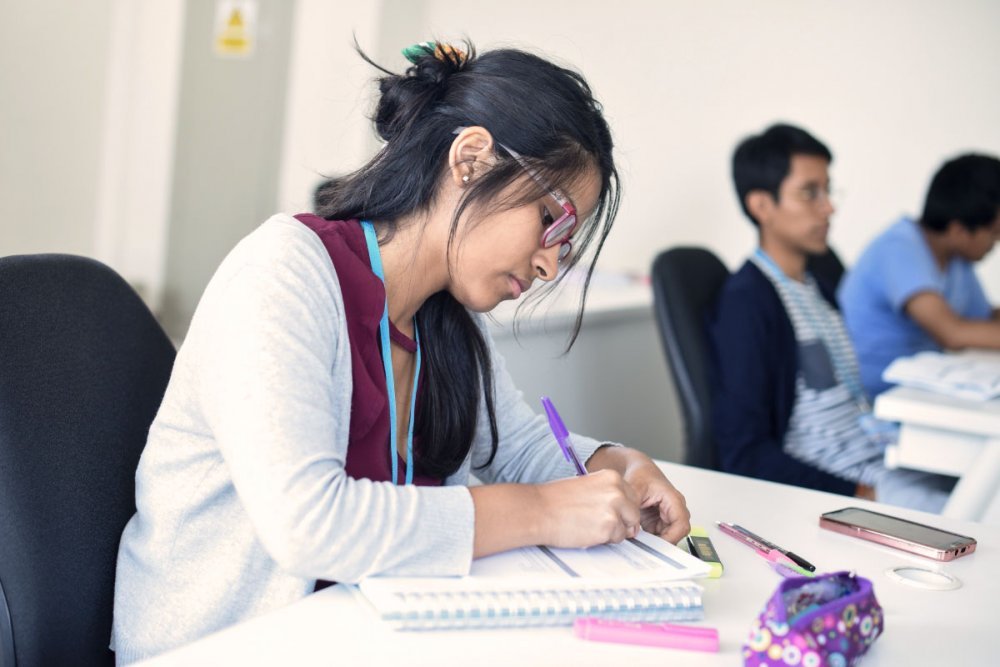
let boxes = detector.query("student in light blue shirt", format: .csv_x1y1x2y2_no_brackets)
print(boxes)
839,154,1000,397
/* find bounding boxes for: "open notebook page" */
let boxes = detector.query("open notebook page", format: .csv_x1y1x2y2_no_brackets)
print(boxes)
359,530,710,596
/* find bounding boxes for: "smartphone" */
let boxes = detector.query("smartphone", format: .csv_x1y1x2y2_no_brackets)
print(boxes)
819,507,976,561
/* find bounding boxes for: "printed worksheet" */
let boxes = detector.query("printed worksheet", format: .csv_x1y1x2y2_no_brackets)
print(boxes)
469,530,709,584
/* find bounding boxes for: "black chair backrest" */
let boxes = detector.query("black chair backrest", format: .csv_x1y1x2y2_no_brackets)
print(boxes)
651,247,730,469
0,254,175,667
806,247,846,293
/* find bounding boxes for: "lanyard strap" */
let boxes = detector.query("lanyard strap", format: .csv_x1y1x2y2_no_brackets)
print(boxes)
362,221,421,485
753,248,869,410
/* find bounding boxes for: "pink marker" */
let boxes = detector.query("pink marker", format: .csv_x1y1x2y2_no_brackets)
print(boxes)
573,618,720,652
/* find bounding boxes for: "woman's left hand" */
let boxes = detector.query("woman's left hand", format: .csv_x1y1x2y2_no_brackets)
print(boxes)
624,461,691,544
587,446,691,545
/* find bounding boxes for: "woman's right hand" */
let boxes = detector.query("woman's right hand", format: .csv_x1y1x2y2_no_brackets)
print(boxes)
535,469,642,548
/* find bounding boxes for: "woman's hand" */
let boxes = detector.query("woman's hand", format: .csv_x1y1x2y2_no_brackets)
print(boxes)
587,446,691,545
468,447,690,558
469,470,641,557
535,469,642,548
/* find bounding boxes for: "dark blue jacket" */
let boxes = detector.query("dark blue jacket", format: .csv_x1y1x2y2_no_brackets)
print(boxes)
708,261,855,495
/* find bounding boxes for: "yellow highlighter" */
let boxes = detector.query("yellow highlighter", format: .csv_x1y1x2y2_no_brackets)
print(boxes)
686,526,724,578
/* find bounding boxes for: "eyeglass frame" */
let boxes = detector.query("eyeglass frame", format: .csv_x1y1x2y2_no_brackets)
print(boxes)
786,183,841,207
453,127,578,261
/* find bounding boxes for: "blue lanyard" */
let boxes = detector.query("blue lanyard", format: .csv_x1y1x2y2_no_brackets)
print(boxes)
753,248,870,411
362,221,421,485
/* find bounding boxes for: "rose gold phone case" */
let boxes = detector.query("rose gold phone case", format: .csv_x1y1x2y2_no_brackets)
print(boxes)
819,510,977,561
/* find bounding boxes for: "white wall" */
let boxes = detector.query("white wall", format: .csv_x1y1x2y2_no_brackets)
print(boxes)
0,0,184,311
1,1,114,256
278,0,1000,299
94,0,185,310
270,0,1000,461
4,1,999,461
278,1,384,214
7,1,998,307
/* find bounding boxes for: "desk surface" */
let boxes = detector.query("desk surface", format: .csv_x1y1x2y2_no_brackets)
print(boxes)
875,385,1000,437
138,463,997,666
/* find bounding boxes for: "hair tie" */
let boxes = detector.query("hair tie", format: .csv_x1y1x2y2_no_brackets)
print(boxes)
402,41,468,67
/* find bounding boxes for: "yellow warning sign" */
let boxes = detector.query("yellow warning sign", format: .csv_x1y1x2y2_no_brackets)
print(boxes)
214,1,257,58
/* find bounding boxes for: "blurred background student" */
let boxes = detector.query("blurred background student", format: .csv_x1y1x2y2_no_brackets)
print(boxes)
839,154,1000,398
709,123,954,512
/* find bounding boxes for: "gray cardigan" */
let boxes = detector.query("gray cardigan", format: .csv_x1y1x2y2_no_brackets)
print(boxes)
111,214,608,663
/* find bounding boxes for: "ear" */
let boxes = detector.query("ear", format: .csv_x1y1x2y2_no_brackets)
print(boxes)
746,190,775,227
448,126,497,187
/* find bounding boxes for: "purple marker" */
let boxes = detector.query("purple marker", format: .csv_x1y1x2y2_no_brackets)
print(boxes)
541,396,588,476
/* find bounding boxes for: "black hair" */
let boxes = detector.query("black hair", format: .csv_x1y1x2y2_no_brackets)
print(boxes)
315,41,620,479
312,176,340,211
731,123,832,226
919,153,1000,233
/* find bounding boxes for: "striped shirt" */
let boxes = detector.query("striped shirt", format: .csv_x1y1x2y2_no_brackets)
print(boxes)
750,253,887,487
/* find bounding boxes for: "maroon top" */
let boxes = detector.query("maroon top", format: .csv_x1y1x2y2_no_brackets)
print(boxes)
295,214,441,487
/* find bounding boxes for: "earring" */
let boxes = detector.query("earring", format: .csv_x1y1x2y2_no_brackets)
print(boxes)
462,174,471,184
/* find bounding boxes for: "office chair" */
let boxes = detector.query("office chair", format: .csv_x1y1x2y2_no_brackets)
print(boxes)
0,254,175,667
806,247,846,293
651,247,730,469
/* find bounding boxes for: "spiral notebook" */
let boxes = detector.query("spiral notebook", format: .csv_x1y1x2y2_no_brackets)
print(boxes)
355,531,710,630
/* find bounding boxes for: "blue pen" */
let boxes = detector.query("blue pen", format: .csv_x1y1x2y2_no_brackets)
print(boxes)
541,396,588,476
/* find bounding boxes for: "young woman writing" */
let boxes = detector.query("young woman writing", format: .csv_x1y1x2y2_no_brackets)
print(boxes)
112,41,689,663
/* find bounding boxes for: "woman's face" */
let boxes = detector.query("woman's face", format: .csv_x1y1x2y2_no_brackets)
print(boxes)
446,165,602,312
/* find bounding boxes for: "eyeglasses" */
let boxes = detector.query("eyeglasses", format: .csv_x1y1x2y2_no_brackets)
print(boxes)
453,127,578,262
788,184,841,206
498,143,578,262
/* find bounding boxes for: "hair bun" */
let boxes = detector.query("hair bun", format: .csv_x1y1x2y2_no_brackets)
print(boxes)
374,41,473,142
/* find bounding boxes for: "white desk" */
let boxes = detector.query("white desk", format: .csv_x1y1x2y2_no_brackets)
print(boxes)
875,385,1000,523
138,463,997,666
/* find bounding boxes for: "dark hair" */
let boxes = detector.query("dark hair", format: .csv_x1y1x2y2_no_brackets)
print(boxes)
919,153,1000,233
315,41,620,479
731,123,832,226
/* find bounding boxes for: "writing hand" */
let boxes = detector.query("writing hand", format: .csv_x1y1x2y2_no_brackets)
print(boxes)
537,469,641,548
585,446,691,545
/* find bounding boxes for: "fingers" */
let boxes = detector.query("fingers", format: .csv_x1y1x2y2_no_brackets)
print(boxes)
631,478,691,545
579,450,695,546
539,470,641,548
656,487,691,544
538,469,698,549
621,475,642,507
660,509,691,544
592,469,641,543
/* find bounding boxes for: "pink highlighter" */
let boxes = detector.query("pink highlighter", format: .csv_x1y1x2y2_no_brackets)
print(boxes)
573,617,720,652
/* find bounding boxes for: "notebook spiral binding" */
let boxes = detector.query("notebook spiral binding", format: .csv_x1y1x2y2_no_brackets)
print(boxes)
384,583,704,630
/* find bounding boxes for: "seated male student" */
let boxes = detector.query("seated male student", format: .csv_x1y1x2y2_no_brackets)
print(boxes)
708,123,953,512
839,154,1000,398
